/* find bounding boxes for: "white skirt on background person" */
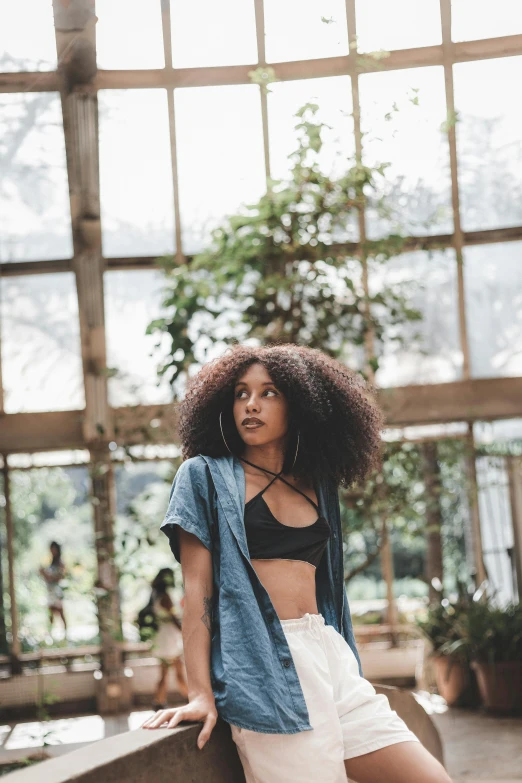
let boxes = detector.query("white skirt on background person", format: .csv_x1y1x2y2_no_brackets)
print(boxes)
152,598,184,662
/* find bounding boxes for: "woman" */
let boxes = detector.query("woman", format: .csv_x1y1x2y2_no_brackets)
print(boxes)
39,541,67,632
143,344,451,783
150,567,189,708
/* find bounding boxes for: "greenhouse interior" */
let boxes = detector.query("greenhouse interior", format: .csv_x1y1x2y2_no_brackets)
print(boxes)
0,0,521,781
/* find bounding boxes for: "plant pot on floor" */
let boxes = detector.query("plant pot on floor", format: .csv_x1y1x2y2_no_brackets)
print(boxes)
433,654,470,706
471,661,522,713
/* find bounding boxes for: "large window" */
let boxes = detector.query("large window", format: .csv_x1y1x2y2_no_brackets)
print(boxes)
0,93,72,262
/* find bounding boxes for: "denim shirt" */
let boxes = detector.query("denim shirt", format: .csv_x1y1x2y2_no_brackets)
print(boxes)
160,454,361,734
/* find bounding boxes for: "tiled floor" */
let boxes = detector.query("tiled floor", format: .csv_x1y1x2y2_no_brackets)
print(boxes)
416,692,522,781
433,708,522,781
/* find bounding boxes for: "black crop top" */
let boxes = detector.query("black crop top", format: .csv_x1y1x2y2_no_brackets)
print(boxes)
242,457,331,569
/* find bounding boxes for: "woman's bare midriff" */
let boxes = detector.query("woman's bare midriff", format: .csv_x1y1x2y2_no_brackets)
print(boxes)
250,558,318,620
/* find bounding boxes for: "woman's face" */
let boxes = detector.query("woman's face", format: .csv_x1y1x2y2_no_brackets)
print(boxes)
233,363,289,448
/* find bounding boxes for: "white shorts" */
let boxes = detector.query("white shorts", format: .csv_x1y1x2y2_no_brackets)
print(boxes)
230,612,418,783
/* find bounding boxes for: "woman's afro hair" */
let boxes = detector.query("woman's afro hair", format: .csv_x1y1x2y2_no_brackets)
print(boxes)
178,343,384,488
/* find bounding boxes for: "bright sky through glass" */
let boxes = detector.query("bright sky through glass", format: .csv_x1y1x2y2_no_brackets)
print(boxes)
454,56,522,232
267,76,354,182
452,0,522,41
1,274,84,413
0,92,73,262
359,66,451,237
171,0,258,68
98,89,175,257
104,270,173,406
0,0,56,71
264,0,349,63
96,0,165,69
175,84,266,254
355,0,441,52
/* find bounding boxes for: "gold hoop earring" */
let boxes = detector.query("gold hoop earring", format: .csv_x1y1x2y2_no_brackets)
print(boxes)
219,410,233,454
291,431,300,470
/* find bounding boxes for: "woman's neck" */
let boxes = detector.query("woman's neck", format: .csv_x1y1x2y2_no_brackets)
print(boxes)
240,445,286,477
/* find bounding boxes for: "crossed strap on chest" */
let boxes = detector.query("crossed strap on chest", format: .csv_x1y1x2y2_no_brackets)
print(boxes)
240,456,319,513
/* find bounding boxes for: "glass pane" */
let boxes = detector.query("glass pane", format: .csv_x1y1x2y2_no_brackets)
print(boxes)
264,0,349,63
463,242,522,378
98,90,175,257
355,0,441,52
369,250,462,387
1,273,85,413
175,84,266,254
452,0,522,42
171,0,257,68
476,456,516,605
474,419,522,445
0,93,72,262
359,67,452,239
96,0,164,69
454,57,522,232
268,76,354,180
10,466,98,645
114,461,175,641
384,422,468,442
104,270,173,406
0,0,56,72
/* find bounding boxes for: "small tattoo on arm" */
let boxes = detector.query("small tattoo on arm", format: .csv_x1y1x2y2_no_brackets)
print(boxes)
201,596,212,634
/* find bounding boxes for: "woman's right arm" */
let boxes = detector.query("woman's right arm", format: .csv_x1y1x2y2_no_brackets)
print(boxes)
179,528,214,700
141,529,217,749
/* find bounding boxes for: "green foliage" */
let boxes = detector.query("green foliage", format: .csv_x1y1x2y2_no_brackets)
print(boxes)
341,437,471,587
6,467,97,643
465,601,522,664
247,65,279,94
418,597,522,664
417,595,472,662
113,461,183,630
148,102,423,396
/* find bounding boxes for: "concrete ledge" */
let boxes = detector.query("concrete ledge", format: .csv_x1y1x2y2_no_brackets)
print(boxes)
375,685,444,765
3,685,443,781
3,718,245,783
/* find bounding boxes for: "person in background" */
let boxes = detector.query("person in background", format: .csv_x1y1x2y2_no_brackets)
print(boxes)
39,541,67,633
150,567,189,710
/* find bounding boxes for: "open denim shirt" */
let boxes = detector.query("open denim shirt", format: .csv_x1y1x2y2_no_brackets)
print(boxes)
160,454,361,734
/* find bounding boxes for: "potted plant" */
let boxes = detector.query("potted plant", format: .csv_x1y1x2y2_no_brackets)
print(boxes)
466,601,522,713
417,598,473,706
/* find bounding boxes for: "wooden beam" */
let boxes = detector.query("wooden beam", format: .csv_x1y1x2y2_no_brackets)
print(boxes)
53,0,112,444
160,0,184,264
52,1,129,712
0,410,86,453
506,456,522,600
379,376,522,427
441,0,470,380
254,0,272,182
0,258,72,277
0,71,61,92
455,33,522,61
1,459,21,669
4,224,522,278
2,34,521,95
1,376,522,454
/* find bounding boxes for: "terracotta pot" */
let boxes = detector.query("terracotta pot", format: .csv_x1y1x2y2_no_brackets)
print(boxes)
471,661,522,713
433,655,469,706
